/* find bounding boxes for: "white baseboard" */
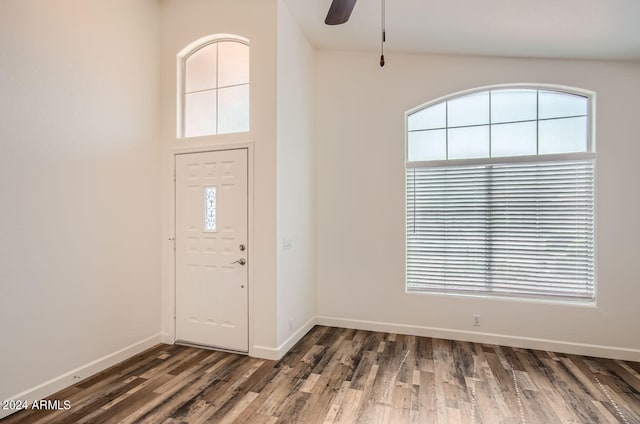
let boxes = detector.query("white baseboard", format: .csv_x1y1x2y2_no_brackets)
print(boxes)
251,317,316,361
276,317,316,359
316,316,640,362
0,333,163,420
160,332,173,344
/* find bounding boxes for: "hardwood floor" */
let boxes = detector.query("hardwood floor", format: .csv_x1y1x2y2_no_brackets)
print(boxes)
3,326,639,423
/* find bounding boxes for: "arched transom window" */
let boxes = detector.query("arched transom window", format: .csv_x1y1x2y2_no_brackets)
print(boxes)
180,36,249,138
406,86,595,301
408,88,591,161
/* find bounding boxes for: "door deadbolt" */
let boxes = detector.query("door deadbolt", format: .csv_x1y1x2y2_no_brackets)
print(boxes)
231,258,246,265
239,244,246,251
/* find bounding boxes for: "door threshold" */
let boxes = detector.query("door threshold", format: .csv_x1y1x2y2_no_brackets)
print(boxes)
175,340,248,356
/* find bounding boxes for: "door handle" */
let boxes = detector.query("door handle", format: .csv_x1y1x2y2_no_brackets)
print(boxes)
231,258,246,265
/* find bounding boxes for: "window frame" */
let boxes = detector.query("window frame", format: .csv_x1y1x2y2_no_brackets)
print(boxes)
177,34,250,139
404,84,597,302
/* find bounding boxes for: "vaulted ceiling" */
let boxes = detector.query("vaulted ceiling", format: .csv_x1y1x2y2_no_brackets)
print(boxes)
285,0,640,60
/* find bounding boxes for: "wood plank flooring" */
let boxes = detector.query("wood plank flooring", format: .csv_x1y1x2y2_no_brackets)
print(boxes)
2,326,639,423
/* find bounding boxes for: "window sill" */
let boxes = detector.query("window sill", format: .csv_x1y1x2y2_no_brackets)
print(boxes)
405,287,597,308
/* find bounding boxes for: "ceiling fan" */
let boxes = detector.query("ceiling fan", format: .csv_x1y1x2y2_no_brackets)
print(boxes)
324,0,357,25
324,0,387,67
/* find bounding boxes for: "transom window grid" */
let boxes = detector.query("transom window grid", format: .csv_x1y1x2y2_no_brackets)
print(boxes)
405,87,595,301
181,39,249,138
407,88,593,164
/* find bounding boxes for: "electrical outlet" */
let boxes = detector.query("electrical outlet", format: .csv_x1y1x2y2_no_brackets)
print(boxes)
472,314,481,327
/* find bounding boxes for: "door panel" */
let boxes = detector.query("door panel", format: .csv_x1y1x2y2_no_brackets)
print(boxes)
175,149,248,352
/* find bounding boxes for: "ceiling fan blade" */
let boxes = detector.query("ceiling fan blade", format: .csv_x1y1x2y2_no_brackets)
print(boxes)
325,0,357,25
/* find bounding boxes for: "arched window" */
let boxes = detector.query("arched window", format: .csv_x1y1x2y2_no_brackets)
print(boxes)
406,85,595,300
179,35,249,138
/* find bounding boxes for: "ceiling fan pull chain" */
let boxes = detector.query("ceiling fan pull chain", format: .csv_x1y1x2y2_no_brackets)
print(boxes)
380,0,386,67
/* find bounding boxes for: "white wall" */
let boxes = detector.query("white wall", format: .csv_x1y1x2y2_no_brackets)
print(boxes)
158,0,280,355
0,0,161,412
275,0,316,349
315,51,640,360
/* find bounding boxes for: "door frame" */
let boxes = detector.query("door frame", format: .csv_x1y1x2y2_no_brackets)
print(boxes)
167,142,254,355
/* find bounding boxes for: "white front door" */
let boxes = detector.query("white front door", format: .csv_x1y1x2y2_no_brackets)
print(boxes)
175,149,248,352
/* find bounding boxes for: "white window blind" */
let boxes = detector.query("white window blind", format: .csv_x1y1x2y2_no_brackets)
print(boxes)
406,159,595,299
